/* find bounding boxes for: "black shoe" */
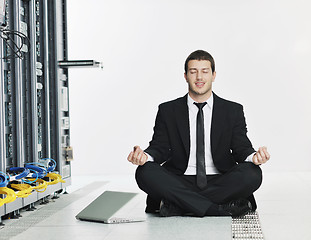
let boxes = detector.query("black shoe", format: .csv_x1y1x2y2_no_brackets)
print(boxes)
219,199,252,217
159,199,184,217
145,196,160,213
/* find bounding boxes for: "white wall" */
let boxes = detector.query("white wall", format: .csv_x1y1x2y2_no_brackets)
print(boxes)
66,0,311,175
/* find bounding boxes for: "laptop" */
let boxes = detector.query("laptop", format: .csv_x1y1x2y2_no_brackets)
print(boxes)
75,190,146,224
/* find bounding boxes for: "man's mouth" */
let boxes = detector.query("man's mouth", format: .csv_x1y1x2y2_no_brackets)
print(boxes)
195,82,205,88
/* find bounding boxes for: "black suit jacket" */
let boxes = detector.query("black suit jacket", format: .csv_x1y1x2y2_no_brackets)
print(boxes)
145,92,255,175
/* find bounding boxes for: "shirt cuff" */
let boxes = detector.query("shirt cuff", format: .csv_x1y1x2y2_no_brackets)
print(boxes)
145,152,154,162
245,152,255,163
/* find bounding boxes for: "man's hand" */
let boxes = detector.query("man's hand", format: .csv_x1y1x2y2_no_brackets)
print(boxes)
252,146,270,165
127,146,148,166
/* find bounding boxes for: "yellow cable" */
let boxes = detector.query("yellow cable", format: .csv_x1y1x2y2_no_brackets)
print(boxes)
0,187,17,205
45,173,59,185
10,183,33,198
56,173,66,183
28,178,48,192
46,173,65,185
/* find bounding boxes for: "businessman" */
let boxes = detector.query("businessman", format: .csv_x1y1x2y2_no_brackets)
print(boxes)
127,50,270,217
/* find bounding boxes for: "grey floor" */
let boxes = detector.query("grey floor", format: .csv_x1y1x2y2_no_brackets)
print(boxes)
1,172,311,240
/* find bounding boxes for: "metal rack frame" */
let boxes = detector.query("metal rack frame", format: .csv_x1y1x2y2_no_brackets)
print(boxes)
0,0,71,220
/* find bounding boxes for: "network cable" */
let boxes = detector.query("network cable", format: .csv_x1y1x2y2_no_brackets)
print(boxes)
45,173,65,185
7,167,30,181
8,167,38,184
0,171,9,187
39,158,57,172
0,26,31,59
0,187,17,206
25,159,65,187
25,163,47,178
38,158,65,185
23,169,39,184
28,178,47,193
10,182,33,198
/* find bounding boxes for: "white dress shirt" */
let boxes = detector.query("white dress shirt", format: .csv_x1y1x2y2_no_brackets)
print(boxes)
184,94,220,175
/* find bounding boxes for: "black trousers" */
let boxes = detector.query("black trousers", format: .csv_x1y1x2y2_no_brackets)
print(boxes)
135,162,262,217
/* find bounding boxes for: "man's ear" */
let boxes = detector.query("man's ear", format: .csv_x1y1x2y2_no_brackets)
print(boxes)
184,72,188,82
212,71,216,82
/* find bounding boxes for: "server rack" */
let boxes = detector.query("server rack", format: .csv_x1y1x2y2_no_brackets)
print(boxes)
0,0,71,220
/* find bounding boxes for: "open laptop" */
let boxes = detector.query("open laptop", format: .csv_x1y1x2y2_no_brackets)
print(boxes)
75,190,146,224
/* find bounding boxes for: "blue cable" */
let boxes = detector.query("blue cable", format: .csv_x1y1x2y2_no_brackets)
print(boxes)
25,163,47,178
26,168,39,178
22,169,38,184
8,167,30,180
40,158,56,172
0,171,9,187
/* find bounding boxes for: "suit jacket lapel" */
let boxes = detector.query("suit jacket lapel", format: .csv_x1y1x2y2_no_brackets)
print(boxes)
175,94,190,158
211,93,225,156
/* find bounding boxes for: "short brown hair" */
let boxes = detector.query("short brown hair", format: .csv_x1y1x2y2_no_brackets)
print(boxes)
184,50,215,74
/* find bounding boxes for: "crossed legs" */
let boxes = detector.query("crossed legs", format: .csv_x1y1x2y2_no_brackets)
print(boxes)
135,162,262,217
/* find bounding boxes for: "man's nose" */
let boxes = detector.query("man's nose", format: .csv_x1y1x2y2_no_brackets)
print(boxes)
197,71,202,79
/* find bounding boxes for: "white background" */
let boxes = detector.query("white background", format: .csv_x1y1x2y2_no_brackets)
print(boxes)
66,0,311,175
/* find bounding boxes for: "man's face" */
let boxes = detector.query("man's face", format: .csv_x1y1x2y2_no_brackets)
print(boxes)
184,60,216,99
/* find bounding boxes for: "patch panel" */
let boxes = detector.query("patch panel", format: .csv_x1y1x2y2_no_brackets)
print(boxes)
3,71,11,95
38,123,42,144
5,133,13,159
4,102,12,126
35,1,40,15
37,103,41,118
36,21,39,35
36,42,40,56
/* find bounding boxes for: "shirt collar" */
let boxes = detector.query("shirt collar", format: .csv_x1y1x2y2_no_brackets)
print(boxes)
187,93,214,111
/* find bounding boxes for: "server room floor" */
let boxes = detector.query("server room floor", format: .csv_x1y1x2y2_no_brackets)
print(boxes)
0,172,310,240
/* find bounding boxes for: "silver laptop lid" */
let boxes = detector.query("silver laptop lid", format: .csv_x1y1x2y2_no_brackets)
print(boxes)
76,191,138,223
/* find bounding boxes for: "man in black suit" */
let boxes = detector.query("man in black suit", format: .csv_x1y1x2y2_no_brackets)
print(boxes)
127,50,270,217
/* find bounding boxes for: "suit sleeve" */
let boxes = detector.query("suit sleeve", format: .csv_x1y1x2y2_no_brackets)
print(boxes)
144,105,171,164
231,105,256,163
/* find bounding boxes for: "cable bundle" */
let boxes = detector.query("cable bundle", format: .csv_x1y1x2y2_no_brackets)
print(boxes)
0,187,17,206
0,158,65,205
7,167,35,198
10,183,33,198
45,173,66,185
8,167,30,181
39,158,65,185
25,163,47,179
0,27,31,59
40,158,56,173
0,171,9,187
0,171,16,206
28,178,48,193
